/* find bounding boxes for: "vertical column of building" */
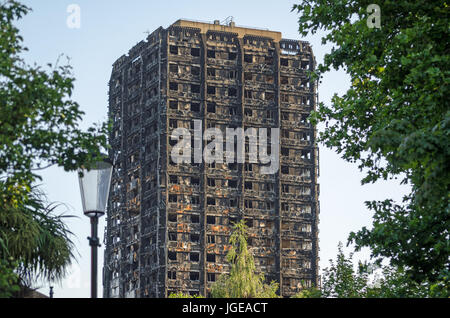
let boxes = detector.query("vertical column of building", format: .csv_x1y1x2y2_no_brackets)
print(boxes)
274,41,283,293
238,35,246,242
200,33,208,297
108,52,133,298
138,41,148,298
128,28,167,298
307,43,320,287
139,33,159,298
238,36,246,242
117,61,126,298
119,56,130,298
162,30,170,298
202,32,242,296
278,40,318,296
137,52,144,298
306,43,319,289
240,36,281,291
123,45,147,298
165,26,205,296
105,55,127,298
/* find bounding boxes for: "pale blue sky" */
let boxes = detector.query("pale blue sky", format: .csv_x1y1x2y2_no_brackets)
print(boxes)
15,0,407,297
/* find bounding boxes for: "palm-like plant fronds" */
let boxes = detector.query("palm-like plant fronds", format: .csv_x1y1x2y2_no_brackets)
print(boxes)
0,185,77,287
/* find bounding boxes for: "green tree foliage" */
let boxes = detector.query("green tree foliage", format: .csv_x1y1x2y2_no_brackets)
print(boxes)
168,292,204,298
365,265,447,298
291,286,322,298
0,0,109,207
0,187,75,285
293,0,449,286
0,258,19,298
0,0,109,294
296,243,447,298
320,242,370,298
210,220,279,298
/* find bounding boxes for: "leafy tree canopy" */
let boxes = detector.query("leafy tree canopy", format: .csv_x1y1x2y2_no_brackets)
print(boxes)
320,242,370,298
168,292,204,298
0,258,19,297
297,242,447,298
293,0,449,285
0,0,109,207
211,220,279,298
0,0,109,292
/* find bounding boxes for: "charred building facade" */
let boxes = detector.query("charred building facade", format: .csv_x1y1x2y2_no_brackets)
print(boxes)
103,19,319,298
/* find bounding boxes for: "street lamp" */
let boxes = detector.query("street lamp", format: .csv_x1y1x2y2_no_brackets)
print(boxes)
78,159,113,298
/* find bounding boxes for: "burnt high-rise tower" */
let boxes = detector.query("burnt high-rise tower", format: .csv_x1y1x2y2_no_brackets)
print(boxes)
103,19,319,298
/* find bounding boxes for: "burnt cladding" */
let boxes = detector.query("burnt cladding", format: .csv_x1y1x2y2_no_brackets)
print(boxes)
104,19,319,298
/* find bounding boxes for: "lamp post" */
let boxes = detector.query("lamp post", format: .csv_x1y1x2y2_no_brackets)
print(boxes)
49,274,54,298
78,159,113,298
